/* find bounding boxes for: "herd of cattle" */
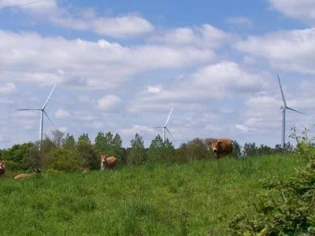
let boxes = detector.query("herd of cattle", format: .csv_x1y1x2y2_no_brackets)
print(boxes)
0,138,233,179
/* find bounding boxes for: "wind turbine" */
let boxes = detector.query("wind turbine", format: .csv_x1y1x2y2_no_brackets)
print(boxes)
154,108,174,142
277,75,306,148
16,84,57,151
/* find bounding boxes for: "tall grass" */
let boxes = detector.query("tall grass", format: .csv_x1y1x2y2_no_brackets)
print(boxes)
0,154,306,235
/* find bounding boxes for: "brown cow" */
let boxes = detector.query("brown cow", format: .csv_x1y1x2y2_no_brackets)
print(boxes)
14,168,41,180
100,154,117,170
0,160,5,177
209,138,233,159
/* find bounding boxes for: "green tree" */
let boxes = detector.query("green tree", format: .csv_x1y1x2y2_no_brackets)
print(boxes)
232,140,242,158
78,133,91,144
76,140,98,170
128,133,147,166
178,138,212,162
62,133,76,150
43,148,81,172
51,130,65,148
147,135,164,163
112,133,123,163
94,131,106,154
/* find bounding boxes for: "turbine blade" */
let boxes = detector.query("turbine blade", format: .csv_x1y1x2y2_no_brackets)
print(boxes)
42,84,56,109
286,107,307,116
43,110,56,129
16,108,41,111
277,74,287,107
165,127,174,140
164,108,173,127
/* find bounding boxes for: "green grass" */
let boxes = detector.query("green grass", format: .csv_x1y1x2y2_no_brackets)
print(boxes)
0,154,307,235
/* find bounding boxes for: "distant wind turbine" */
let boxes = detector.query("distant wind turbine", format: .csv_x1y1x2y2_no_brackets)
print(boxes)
277,75,306,148
16,84,57,151
153,108,174,142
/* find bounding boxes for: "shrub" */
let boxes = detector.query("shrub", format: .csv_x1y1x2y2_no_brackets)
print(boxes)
229,128,315,235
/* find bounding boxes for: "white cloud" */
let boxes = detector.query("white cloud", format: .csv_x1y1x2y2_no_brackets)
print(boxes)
149,24,231,48
0,30,215,89
0,82,16,95
235,28,315,74
0,0,58,13
51,14,155,38
128,61,269,113
55,108,70,119
269,0,315,24
225,16,253,28
97,95,122,112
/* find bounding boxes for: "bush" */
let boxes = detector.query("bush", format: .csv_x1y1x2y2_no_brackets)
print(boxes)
229,129,315,235
42,148,81,172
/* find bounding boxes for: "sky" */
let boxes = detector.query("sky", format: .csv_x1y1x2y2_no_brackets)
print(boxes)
1,0,315,149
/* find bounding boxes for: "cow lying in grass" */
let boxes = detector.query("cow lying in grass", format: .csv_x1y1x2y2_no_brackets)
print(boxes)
209,138,233,159
100,154,117,170
81,167,89,174
14,168,42,180
0,160,5,177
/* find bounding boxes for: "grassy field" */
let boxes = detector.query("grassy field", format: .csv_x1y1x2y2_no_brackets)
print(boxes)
0,154,307,235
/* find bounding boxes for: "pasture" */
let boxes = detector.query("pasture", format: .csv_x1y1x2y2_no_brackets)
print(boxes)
0,154,306,235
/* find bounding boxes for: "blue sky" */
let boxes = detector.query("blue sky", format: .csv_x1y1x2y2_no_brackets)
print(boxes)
1,0,315,149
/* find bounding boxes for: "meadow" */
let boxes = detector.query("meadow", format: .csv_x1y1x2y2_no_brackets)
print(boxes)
0,154,306,235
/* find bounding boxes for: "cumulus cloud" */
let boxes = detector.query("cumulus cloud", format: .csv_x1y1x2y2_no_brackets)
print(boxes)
0,82,16,95
0,30,215,89
97,95,122,112
52,14,155,38
235,28,315,74
55,108,70,119
149,24,231,48
269,0,315,24
128,61,269,112
225,16,253,28
0,0,153,38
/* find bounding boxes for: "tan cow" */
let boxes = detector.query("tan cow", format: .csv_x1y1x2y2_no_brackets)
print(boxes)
209,138,233,159
14,168,41,180
0,160,5,177
100,154,117,170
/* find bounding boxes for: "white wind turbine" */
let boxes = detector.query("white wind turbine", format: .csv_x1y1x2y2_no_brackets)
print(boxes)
154,108,174,142
277,75,306,148
16,84,57,151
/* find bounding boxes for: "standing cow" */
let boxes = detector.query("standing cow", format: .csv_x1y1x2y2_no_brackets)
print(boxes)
0,160,5,177
209,138,233,159
100,154,117,170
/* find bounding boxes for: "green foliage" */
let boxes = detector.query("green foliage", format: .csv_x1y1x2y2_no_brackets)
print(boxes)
0,142,36,170
62,133,76,150
76,140,98,170
0,154,306,235
78,133,91,144
128,133,147,165
178,138,212,162
147,135,175,163
229,128,315,235
42,148,81,172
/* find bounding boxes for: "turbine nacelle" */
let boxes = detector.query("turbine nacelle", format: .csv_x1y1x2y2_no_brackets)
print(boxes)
277,75,306,148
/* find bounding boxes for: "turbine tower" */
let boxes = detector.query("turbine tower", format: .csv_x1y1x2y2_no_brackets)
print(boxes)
154,108,174,142
277,75,306,148
16,84,57,151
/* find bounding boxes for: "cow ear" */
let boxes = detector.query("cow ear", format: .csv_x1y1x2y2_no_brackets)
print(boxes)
218,140,222,144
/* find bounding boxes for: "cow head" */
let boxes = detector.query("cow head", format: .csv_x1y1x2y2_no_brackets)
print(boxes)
33,168,42,174
100,154,108,164
0,160,5,170
209,139,222,153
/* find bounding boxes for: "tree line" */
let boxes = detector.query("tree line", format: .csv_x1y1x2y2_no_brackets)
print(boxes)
0,130,293,172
